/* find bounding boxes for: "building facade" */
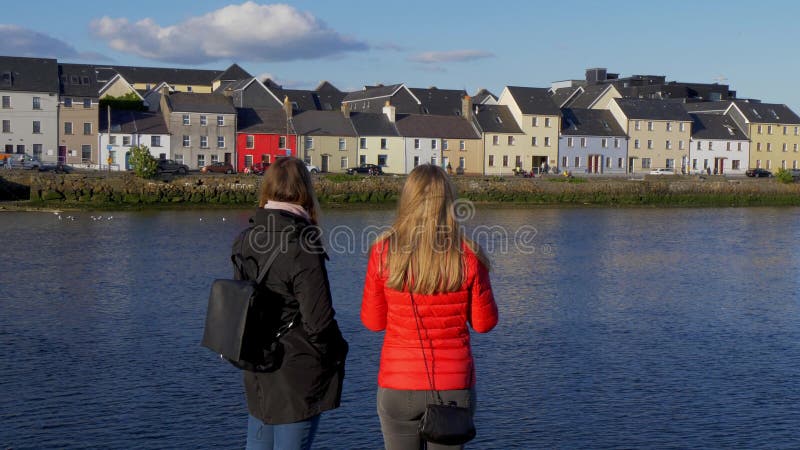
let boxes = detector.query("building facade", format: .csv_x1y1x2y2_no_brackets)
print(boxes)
688,112,749,175
726,101,800,171
98,110,171,170
236,106,296,172
559,108,628,175
293,109,358,173
58,63,101,166
498,86,561,171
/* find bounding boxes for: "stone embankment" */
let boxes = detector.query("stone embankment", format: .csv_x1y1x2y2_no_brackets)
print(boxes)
1,171,799,208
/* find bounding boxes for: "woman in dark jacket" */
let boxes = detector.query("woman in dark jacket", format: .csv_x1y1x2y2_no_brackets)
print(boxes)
232,157,347,450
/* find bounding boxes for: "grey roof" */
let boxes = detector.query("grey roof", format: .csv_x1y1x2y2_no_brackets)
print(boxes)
689,113,748,140
59,63,101,97
343,84,404,102
682,101,733,114
106,65,222,86
166,92,235,114
292,110,356,136
394,114,479,139
0,56,59,92
276,88,319,112
213,80,239,94
472,88,497,104
99,110,168,135
613,98,692,121
237,108,290,134
560,108,626,137
474,104,524,134
567,84,612,108
550,86,582,108
214,64,251,82
349,112,399,136
730,101,800,124
409,87,467,116
505,86,560,115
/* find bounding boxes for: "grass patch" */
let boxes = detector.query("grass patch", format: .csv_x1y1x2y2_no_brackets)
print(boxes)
547,177,587,184
324,174,362,183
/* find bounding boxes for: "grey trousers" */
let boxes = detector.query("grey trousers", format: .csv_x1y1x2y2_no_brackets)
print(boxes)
377,387,477,450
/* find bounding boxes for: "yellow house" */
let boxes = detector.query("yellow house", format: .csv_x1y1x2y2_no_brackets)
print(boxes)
497,86,561,171
609,98,692,173
475,104,526,175
350,104,404,174
725,101,800,171
105,65,227,94
293,109,359,173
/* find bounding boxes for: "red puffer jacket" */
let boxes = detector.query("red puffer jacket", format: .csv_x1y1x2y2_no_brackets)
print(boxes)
361,240,498,390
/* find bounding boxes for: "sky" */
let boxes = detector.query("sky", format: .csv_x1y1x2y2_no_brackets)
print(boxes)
3,0,800,111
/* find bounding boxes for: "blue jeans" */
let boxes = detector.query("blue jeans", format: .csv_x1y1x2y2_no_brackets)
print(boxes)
246,414,320,450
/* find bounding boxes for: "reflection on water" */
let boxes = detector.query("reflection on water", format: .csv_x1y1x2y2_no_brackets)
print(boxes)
1,207,799,449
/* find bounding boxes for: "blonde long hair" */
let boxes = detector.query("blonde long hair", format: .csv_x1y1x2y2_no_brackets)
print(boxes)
258,157,320,224
381,164,487,294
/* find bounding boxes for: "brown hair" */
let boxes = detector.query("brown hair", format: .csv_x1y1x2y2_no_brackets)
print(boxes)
258,157,320,224
380,164,488,294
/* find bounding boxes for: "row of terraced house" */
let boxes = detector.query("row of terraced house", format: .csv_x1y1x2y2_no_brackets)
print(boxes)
2,56,800,176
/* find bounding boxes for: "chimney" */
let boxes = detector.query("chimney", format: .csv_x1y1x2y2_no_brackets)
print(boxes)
461,95,471,120
283,96,293,119
341,102,350,118
159,85,169,97
382,100,395,123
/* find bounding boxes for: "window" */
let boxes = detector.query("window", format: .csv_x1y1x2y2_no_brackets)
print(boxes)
795,127,799,136
507,136,514,146
680,122,686,132
183,114,190,125
32,121,40,134
679,140,684,150
246,135,254,149
767,143,772,152
492,135,499,146
359,137,367,149
666,158,674,169
756,142,761,151
174,154,184,164
64,122,72,134
2,96,10,108
641,158,651,169
704,159,709,169
151,136,161,147
81,145,91,161
795,144,798,152
244,155,253,168
217,136,225,148
459,156,465,169
739,143,743,152
727,142,731,151
430,156,438,166
732,160,740,170
197,154,205,168
545,137,551,147
692,159,698,170
708,142,713,151
83,122,92,135
766,160,772,169
217,116,224,126
634,139,640,149
666,140,672,150
544,117,551,127
647,121,653,131
562,156,568,167
83,98,91,108
574,156,580,167
2,120,10,133
580,138,587,148
502,155,509,167
666,122,672,132
431,139,437,149
488,155,494,167
380,138,387,150
567,137,573,147
459,140,465,151
532,136,538,146
634,121,640,131
200,136,208,148
377,154,388,166
182,135,190,147
515,155,522,167
187,86,193,92
697,141,702,150
601,138,608,148
279,136,287,148
109,136,117,145
414,139,420,149
305,136,313,149
340,156,348,169
33,144,42,158
32,97,41,110
532,117,538,127
339,138,346,151
614,138,620,148
442,140,449,150
782,160,787,169
108,150,116,164
756,159,761,168
606,157,610,168
617,158,623,168
757,125,762,134
211,154,219,163
200,115,207,126
783,143,788,152
359,154,366,165
122,136,131,146
63,97,72,107
784,126,788,135
767,125,773,135
647,139,653,149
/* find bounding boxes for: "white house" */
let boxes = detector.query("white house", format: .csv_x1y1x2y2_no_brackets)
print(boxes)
98,110,171,170
688,113,749,175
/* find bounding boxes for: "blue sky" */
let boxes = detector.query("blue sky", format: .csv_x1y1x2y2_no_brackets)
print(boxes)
3,0,800,110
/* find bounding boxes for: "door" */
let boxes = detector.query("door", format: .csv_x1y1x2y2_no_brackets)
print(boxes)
224,152,232,164
628,157,635,173
58,146,67,164
321,155,329,172
125,151,131,170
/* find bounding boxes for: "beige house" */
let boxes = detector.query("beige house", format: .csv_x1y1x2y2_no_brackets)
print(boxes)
497,86,561,171
725,101,800,171
350,104,403,174
609,98,692,173
293,109,358,173
475,104,526,175
58,64,101,166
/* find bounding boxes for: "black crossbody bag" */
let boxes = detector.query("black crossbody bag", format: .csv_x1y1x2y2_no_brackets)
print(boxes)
201,232,296,372
410,292,477,446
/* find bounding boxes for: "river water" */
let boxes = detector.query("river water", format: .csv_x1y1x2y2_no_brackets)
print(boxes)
1,207,799,449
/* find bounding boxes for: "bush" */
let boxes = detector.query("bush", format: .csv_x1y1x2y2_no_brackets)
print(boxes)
324,174,361,183
774,168,794,184
129,145,158,179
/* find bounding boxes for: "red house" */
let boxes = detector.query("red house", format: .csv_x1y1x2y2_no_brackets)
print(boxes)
236,108,296,171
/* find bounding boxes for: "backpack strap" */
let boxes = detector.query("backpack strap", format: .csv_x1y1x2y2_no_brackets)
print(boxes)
254,244,282,284
231,226,282,283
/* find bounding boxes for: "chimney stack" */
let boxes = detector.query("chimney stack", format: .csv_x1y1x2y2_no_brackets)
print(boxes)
382,100,395,123
283,96,293,119
341,102,350,118
461,95,471,120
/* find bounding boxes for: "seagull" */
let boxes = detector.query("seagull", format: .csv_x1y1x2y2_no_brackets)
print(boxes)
222,217,227,222
57,215,62,220
199,218,204,222
107,216,113,220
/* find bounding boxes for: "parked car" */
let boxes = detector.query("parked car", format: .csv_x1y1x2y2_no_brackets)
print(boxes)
346,163,383,175
201,162,234,174
745,168,772,178
157,159,189,174
305,162,320,174
251,162,270,175
789,169,800,181
649,168,675,175
38,163,74,174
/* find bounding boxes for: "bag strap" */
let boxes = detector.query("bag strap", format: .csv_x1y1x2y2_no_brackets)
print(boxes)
409,291,445,406
231,227,283,284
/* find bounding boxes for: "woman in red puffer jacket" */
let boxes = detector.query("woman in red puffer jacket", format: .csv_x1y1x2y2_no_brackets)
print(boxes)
361,164,499,450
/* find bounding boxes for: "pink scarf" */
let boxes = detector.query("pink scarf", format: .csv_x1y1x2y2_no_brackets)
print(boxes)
264,200,310,221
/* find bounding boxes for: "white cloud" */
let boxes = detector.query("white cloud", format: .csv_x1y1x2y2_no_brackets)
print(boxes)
89,2,368,64
408,50,495,64
0,25,110,61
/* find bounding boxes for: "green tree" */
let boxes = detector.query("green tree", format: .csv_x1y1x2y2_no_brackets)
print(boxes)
774,168,794,184
100,92,147,111
129,145,158,179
